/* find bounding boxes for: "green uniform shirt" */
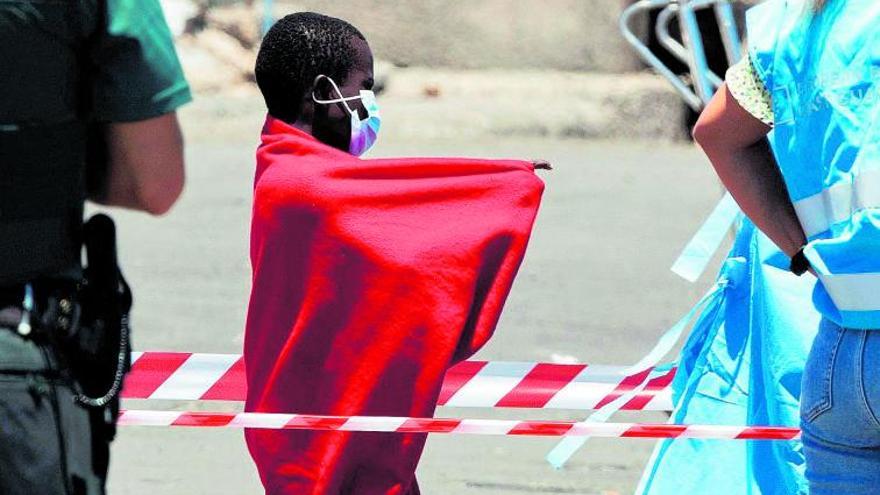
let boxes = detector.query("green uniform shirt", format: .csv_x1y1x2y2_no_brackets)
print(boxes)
92,0,192,122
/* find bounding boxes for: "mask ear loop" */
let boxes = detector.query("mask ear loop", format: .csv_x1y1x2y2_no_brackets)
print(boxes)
312,75,361,116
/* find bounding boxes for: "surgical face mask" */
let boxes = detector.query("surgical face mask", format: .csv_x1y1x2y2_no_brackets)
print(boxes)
312,75,381,156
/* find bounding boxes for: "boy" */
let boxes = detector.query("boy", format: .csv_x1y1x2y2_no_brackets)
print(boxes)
246,12,546,494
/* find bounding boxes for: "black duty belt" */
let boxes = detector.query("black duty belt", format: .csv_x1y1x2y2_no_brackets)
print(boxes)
0,280,80,335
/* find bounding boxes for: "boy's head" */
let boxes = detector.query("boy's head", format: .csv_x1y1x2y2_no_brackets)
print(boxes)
255,12,375,153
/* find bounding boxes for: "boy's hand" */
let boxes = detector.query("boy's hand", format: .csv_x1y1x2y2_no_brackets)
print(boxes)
532,159,552,170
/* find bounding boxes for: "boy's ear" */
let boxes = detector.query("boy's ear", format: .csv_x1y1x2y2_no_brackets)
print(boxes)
310,75,332,102
296,77,325,121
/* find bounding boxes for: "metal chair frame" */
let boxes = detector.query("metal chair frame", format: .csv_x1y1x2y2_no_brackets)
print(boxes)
620,0,743,111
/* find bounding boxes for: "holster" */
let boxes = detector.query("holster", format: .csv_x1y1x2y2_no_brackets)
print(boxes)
46,214,132,449
71,214,131,399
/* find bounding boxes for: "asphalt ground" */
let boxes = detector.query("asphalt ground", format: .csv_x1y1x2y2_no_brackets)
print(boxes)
103,104,725,494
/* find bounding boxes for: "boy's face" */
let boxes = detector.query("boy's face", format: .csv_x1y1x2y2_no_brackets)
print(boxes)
312,37,375,153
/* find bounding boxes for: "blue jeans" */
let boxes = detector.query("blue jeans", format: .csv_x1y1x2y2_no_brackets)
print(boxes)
801,319,880,494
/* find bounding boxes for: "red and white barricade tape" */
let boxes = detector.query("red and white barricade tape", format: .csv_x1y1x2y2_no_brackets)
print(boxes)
116,409,800,441
123,352,676,411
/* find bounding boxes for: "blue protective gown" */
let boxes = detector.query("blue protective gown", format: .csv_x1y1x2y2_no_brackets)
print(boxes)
638,0,880,492
636,221,817,495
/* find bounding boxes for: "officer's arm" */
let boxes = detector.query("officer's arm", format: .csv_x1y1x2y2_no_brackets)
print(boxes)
692,83,806,257
91,112,185,216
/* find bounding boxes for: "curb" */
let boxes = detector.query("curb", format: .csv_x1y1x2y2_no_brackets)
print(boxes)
181,68,686,144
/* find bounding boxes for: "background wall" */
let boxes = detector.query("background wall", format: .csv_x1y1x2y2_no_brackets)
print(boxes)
277,0,645,72
163,0,757,142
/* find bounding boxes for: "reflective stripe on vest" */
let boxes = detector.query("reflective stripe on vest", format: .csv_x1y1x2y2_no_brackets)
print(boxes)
818,272,880,312
793,169,880,239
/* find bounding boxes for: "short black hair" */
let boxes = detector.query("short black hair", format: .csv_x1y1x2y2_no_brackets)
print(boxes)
255,12,366,122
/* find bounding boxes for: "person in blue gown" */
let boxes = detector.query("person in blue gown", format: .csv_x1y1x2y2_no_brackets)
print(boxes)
639,0,880,492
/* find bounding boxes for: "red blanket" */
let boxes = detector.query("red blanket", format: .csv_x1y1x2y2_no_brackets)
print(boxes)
244,116,544,494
